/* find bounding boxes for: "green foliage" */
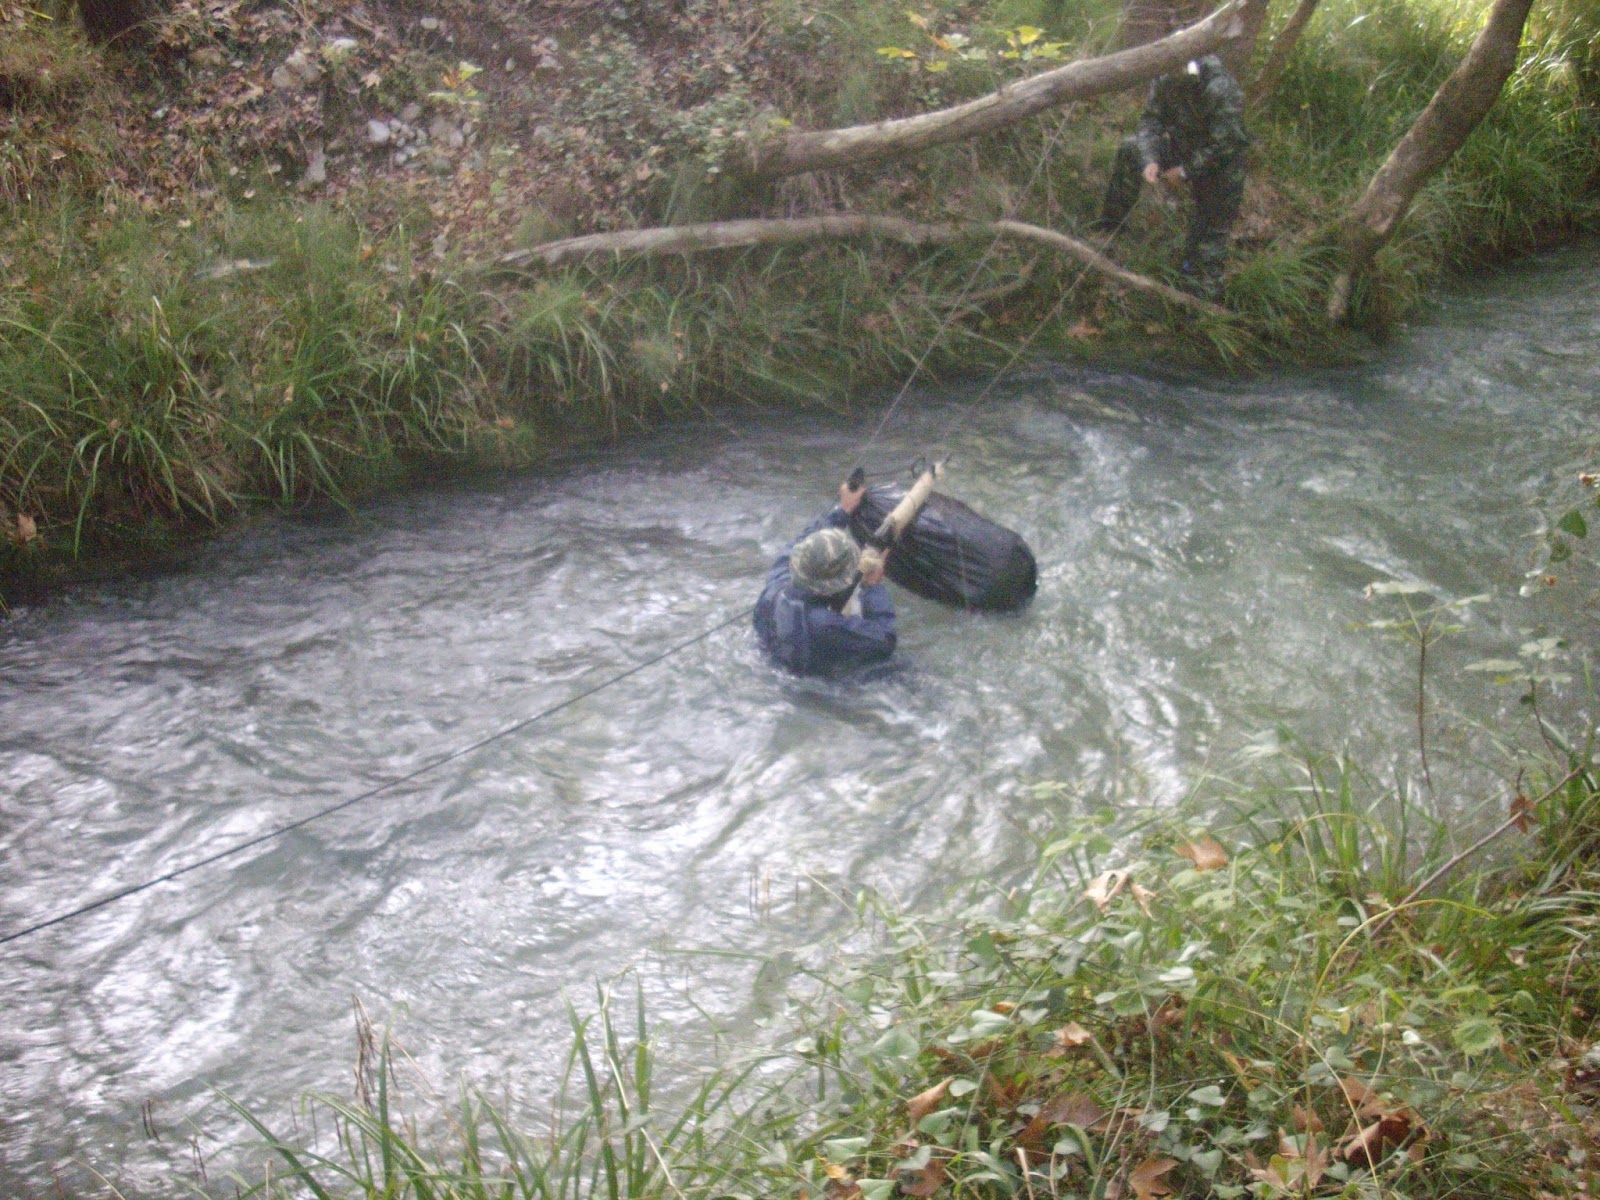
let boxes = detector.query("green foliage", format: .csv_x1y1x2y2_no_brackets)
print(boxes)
224,741,1600,1200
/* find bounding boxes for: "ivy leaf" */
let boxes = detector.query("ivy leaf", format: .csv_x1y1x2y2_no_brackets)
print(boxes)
1558,509,1588,538
824,1137,871,1161
1452,1017,1503,1056
871,1026,920,1062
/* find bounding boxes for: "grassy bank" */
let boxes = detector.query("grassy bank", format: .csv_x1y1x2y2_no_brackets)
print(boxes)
2,0,1598,586
224,733,1600,1199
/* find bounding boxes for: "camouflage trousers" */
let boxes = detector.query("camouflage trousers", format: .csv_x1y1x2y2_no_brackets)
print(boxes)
1099,136,1246,302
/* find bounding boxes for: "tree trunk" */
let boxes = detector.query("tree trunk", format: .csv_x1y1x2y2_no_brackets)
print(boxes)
747,2,1242,181
1326,0,1534,322
1247,0,1320,105
498,214,1228,316
76,0,153,42
1216,0,1271,82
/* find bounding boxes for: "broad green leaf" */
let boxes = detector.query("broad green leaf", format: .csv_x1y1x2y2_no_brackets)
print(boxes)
1016,25,1043,43
876,46,917,58
1452,1016,1503,1056
1558,509,1588,538
859,1180,896,1200
824,1137,870,1160
870,1025,920,1061
1189,1084,1226,1106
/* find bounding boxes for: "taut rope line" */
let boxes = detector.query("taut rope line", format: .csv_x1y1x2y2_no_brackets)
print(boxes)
0,605,754,950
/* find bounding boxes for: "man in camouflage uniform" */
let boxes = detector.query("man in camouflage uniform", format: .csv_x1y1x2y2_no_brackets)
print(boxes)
1096,55,1250,302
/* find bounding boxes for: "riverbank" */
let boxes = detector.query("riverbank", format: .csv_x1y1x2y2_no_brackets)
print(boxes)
2,0,1598,590
232,739,1600,1200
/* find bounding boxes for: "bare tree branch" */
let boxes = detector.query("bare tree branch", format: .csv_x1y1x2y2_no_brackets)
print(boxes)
1327,0,1534,322
498,214,1228,317
746,2,1243,181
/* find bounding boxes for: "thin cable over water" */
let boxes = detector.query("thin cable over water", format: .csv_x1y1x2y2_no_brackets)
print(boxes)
0,605,754,950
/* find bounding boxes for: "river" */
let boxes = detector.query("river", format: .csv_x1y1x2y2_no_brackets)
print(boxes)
1,246,1596,1195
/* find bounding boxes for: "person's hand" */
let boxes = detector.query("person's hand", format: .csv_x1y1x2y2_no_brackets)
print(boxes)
1142,161,1161,185
1161,166,1187,187
840,478,866,514
859,547,886,586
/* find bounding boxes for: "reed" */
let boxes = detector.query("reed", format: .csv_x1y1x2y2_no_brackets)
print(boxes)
226,731,1600,1200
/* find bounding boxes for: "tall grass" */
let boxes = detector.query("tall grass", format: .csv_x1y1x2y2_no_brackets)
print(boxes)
225,733,1600,1200
3,0,1598,576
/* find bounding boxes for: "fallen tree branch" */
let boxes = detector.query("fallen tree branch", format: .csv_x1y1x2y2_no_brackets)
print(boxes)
989,220,1227,316
745,2,1242,181
498,214,965,268
498,214,1227,316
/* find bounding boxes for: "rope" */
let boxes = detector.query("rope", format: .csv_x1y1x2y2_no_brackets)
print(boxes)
0,605,755,949
851,106,1133,468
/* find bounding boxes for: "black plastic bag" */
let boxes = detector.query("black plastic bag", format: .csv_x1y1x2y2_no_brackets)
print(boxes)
850,484,1037,611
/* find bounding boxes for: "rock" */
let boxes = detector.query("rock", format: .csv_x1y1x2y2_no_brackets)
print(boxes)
322,37,359,61
302,140,327,187
272,47,322,90
428,116,465,149
366,119,392,146
401,102,423,122
419,16,441,30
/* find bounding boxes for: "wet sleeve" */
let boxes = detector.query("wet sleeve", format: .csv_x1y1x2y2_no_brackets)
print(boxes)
1184,73,1249,177
812,584,896,668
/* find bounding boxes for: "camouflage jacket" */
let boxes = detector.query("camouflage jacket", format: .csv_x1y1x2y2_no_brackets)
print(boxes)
1134,54,1250,180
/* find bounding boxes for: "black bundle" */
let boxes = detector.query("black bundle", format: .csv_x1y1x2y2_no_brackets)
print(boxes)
850,484,1037,611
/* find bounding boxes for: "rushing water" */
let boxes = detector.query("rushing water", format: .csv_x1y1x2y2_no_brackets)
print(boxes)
2,246,1598,1194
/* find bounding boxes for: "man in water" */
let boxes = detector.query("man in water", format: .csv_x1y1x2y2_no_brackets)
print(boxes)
1094,54,1250,302
755,478,895,675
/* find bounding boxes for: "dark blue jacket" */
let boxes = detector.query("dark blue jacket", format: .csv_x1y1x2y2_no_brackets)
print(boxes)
754,507,897,676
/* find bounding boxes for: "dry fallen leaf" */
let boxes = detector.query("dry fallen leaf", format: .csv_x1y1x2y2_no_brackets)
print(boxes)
17,513,37,543
1083,869,1130,910
1336,1112,1415,1168
1128,1156,1177,1200
1510,790,1535,833
1015,1091,1105,1152
1175,836,1228,871
905,1078,949,1126
898,1150,949,1197
1292,1104,1325,1133
1336,1076,1385,1118
1051,1021,1093,1052
1130,881,1155,915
